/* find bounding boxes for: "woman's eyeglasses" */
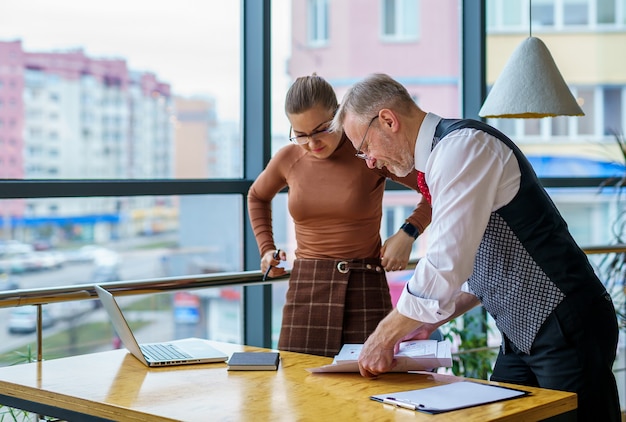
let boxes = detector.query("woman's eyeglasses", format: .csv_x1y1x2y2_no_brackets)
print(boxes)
289,120,333,145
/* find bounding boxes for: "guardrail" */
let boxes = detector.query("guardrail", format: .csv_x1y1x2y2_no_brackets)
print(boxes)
0,270,291,361
2,244,625,362
0,271,289,308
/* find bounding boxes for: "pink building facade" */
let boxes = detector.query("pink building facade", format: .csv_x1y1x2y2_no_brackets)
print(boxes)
0,41,25,180
288,0,461,117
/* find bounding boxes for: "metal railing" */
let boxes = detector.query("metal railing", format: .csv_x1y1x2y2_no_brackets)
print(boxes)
2,244,625,362
0,271,290,308
0,270,291,361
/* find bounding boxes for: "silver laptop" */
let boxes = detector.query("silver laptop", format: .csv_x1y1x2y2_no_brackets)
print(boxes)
95,285,228,367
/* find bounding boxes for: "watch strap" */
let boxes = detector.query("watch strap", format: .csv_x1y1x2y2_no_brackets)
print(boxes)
400,222,419,239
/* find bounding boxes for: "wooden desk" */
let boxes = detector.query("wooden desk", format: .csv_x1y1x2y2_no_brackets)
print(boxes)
0,341,576,421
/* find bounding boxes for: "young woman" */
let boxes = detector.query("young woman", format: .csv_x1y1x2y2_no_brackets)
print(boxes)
247,74,431,357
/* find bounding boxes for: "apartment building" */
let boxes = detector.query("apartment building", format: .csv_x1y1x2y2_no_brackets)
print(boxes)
0,40,173,242
286,0,626,247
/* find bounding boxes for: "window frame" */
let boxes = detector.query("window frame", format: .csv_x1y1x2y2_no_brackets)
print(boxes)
0,0,608,349
380,0,420,42
307,0,329,46
488,0,626,31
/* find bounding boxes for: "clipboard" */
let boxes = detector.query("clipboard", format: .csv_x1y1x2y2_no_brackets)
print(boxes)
370,381,529,414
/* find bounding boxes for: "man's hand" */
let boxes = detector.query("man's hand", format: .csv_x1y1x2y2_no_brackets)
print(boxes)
393,323,438,353
358,309,422,378
358,341,397,378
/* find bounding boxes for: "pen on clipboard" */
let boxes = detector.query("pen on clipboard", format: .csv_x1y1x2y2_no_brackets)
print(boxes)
382,397,422,410
262,249,281,281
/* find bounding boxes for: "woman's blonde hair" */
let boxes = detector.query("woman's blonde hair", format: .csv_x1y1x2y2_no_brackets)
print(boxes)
285,73,338,115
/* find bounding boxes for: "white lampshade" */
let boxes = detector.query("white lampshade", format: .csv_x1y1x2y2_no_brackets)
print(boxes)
479,37,584,119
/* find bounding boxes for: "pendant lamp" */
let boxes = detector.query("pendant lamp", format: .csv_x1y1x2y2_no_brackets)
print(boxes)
478,4,584,118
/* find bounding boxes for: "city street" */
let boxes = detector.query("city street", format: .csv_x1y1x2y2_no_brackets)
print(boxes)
0,244,168,354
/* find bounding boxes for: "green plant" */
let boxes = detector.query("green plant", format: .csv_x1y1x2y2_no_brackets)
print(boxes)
595,131,626,330
0,346,37,421
441,311,498,380
598,131,626,192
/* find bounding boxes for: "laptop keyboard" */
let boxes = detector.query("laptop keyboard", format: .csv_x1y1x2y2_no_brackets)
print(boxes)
141,343,192,361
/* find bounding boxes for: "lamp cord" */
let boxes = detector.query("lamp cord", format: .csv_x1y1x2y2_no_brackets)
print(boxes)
529,0,533,38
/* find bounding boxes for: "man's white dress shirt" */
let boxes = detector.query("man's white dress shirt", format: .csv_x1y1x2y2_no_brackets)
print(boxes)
396,113,522,323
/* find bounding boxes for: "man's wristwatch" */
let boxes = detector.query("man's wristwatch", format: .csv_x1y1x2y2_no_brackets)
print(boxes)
400,222,420,239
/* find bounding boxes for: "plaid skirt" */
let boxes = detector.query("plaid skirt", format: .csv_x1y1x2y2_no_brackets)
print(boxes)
278,258,393,357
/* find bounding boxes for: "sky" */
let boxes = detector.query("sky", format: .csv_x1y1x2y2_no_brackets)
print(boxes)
0,0,291,124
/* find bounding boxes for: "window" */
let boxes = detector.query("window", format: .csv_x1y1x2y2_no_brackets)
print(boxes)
0,1,241,181
524,119,542,137
502,0,524,26
490,0,626,30
597,0,617,24
576,87,595,135
0,0,621,371
603,86,623,135
494,118,517,137
564,0,589,25
307,0,329,45
381,0,419,41
487,0,525,30
551,116,570,137
531,0,555,27
488,86,624,140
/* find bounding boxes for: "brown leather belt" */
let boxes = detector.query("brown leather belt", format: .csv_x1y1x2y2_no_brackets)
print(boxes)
336,259,384,274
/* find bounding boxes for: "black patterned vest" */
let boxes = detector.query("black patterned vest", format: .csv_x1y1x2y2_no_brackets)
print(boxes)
433,119,606,353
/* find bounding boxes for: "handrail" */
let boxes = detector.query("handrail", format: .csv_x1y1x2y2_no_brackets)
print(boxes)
0,270,290,308
2,244,625,362
581,244,626,255
2,244,623,308
0,270,290,362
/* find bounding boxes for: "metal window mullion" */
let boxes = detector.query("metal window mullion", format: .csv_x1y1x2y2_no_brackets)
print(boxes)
242,0,273,348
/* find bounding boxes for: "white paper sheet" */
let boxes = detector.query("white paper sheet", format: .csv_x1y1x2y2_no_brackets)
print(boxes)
370,381,529,414
306,340,452,373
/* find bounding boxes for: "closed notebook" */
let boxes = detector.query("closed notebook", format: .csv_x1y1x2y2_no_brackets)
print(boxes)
227,352,280,371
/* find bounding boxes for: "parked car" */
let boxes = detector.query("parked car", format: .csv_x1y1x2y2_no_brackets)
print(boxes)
31,239,53,251
64,245,120,266
38,251,66,270
7,306,55,334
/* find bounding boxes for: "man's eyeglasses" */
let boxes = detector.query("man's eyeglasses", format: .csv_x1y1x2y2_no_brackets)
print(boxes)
355,116,378,160
289,120,333,145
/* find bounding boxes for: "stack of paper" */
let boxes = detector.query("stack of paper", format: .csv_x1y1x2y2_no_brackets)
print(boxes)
306,339,452,373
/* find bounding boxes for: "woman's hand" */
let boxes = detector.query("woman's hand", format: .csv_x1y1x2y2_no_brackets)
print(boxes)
261,249,287,279
380,230,414,271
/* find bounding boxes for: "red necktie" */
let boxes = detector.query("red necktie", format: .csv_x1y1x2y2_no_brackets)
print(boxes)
417,171,431,204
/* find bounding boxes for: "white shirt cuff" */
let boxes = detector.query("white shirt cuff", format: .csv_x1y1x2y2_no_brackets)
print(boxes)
395,283,454,323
